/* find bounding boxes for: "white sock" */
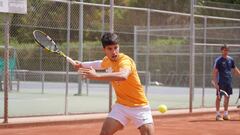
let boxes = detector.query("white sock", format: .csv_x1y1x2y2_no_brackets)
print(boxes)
224,111,228,116
216,111,221,116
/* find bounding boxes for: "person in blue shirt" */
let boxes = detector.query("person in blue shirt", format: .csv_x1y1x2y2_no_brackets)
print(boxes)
212,44,240,121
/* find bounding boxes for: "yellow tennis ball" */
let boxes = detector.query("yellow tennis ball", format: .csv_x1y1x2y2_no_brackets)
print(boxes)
158,104,167,113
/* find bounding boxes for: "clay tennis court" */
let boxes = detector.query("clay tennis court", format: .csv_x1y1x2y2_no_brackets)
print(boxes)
0,110,239,135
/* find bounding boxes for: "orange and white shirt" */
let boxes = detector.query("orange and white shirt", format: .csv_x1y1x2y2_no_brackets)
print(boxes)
101,53,148,107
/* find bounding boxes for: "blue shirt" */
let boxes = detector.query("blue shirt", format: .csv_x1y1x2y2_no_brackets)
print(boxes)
214,56,235,85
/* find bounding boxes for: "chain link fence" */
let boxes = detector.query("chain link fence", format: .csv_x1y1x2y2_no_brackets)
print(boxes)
0,0,240,118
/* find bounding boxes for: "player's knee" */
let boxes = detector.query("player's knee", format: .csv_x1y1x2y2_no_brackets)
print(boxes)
138,124,154,135
99,129,113,135
225,96,230,100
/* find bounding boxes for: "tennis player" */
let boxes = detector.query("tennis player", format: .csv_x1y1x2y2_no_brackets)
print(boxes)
76,33,154,135
212,44,240,121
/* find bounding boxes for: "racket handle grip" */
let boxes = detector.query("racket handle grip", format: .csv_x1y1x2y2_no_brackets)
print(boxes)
66,56,76,65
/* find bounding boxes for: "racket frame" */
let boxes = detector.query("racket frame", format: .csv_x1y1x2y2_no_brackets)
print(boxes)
211,80,229,97
33,30,76,65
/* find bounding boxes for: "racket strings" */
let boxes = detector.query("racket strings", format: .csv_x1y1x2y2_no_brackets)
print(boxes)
33,30,68,59
35,31,59,52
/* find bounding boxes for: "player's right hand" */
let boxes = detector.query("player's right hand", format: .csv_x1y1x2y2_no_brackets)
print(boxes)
74,60,82,70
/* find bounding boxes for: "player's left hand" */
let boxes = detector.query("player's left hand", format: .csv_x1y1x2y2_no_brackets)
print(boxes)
78,67,98,79
73,60,83,70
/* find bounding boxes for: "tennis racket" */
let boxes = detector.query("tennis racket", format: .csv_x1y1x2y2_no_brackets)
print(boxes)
33,30,79,67
211,80,229,98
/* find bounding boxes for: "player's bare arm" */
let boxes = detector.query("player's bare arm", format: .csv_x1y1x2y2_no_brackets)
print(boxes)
233,67,240,76
78,67,131,81
74,60,103,70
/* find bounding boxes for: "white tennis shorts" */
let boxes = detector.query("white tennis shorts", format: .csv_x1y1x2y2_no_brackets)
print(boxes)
108,103,153,128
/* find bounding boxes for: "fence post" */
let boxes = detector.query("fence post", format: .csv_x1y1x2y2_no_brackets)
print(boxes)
108,0,114,112
76,0,84,96
64,1,71,115
189,0,196,113
145,9,151,96
3,14,10,123
202,16,207,107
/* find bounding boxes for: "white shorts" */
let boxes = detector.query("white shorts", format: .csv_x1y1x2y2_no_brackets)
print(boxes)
108,103,153,128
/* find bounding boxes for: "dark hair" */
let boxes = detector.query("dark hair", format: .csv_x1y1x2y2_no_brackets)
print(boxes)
221,44,229,51
101,32,119,48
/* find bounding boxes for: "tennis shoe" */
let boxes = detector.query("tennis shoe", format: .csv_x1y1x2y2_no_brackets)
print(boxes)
216,115,223,121
223,115,230,120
